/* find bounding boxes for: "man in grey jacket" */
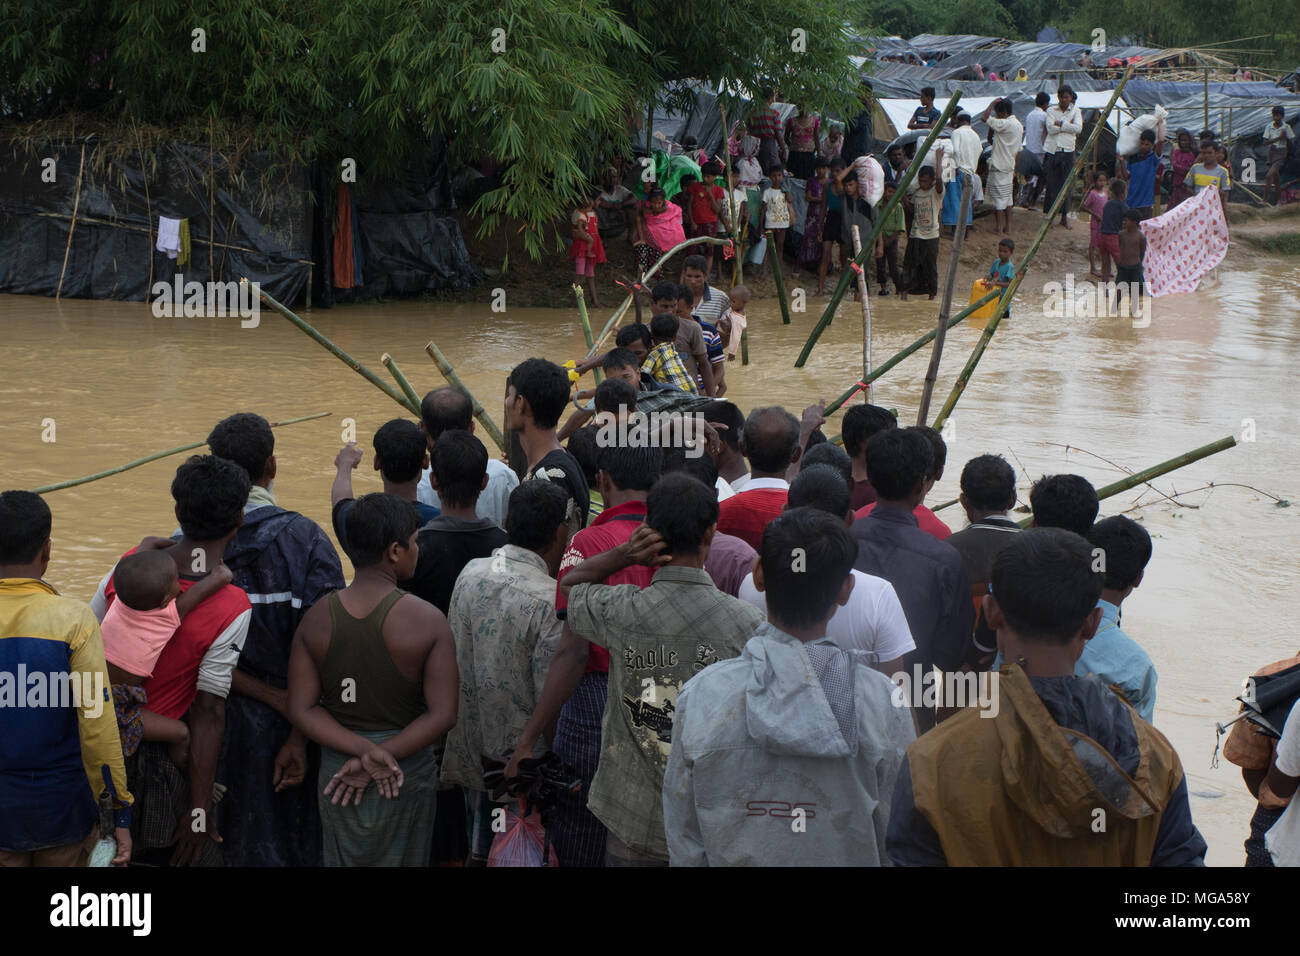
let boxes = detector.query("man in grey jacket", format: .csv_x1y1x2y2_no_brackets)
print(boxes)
663,507,915,865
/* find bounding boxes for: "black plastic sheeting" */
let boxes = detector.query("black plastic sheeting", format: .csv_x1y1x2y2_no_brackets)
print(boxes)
0,140,313,303
647,83,729,160
0,135,479,307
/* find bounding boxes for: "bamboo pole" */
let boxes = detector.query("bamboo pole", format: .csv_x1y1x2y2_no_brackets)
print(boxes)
850,225,872,399
766,230,793,325
1204,68,1210,131
1015,436,1237,527
916,177,973,425
584,235,734,360
381,353,421,410
258,285,417,413
208,115,215,282
424,340,508,455
33,213,314,264
795,91,964,367
574,285,603,386
741,328,750,365
720,102,744,288
30,412,332,495
56,143,86,301
930,68,1136,432
131,117,154,300
822,286,1001,416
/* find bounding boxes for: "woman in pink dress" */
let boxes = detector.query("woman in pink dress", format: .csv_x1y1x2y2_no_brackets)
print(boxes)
632,187,685,275
1169,129,1197,207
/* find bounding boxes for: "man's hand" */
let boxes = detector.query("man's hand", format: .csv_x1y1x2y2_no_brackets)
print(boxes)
111,827,132,866
361,745,404,799
272,734,308,792
324,758,371,806
801,401,827,437
170,808,221,867
335,442,363,471
624,524,669,567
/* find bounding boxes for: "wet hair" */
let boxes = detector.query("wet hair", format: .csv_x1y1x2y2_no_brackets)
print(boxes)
615,324,652,351
602,347,640,373
343,492,420,569
842,404,897,458
788,464,850,517
646,472,718,556
1035,92,1051,108
597,440,661,492
921,86,935,98
1029,473,1099,536
864,429,931,502
1139,129,1156,143
594,378,638,415
651,281,679,303
761,508,857,629
960,454,1016,513
1087,515,1153,591
661,444,719,489
912,426,946,480
420,387,474,440
991,528,1103,644
372,419,428,484
743,406,801,474
114,549,178,612
431,430,488,509
1109,179,1128,198
999,238,1016,252
701,400,745,452
0,490,51,565
682,254,708,274
1123,208,1143,223
800,442,852,488
206,413,274,484
650,312,679,341
506,480,569,553
508,358,570,430
172,454,250,541
566,425,601,486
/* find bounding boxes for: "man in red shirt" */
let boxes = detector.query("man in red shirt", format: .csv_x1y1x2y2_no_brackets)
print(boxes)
539,442,663,866
91,456,253,866
717,407,801,549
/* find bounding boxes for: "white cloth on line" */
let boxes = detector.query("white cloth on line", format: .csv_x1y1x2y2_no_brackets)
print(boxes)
157,216,182,259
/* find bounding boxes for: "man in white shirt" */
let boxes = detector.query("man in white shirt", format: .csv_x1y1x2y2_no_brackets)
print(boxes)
418,386,518,528
1042,86,1083,228
981,98,1023,233
1019,92,1050,208
943,113,982,236
737,464,914,676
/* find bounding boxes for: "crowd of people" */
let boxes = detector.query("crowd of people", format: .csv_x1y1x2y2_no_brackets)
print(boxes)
5,297,1297,867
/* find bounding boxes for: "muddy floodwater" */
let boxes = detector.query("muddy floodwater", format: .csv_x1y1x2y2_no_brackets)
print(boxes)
4,260,1300,866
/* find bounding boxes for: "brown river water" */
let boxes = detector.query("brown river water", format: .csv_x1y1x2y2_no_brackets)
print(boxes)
4,258,1300,865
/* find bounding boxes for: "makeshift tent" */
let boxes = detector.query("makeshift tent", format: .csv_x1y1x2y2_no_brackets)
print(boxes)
908,34,1004,56
875,92,1132,142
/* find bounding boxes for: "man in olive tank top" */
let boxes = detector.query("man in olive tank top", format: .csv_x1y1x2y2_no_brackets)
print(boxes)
288,493,458,866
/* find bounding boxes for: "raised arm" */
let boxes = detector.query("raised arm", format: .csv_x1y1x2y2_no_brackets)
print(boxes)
331,442,363,507
174,565,234,619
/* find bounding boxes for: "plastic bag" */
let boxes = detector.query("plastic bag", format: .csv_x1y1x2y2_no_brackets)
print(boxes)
487,802,559,867
1116,105,1169,158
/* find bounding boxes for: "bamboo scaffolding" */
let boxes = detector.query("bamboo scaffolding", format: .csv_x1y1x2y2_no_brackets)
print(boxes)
766,231,793,325
424,340,508,455
574,285,603,386
208,115,215,281
56,144,86,301
131,116,154,299
822,286,1001,416
929,68,1136,433
259,286,417,413
795,92,964,367
30,412,332,495
381,353,421,410
583,235,734,361
1013,436,1238,527
916,177,973,425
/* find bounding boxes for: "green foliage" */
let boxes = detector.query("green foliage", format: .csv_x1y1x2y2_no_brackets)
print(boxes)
2,0,870,258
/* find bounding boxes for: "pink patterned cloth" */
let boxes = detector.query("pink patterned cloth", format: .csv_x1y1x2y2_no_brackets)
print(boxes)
1139,186,1229,297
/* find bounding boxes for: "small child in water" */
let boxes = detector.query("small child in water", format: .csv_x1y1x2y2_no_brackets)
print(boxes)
1082,172,1109,278
723,285,749,360
102,543,233,767
1116,208,1147,309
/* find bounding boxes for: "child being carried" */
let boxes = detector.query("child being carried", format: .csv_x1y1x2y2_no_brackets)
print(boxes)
101,541,233,767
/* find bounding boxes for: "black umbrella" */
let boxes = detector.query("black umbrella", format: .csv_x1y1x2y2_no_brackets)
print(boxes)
1217,662,1300,739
